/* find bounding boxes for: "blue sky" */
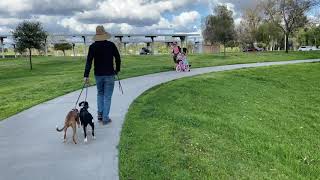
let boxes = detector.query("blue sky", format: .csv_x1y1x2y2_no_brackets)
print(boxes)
0,0,318,35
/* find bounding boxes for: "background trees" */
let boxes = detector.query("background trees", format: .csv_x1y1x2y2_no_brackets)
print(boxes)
238,7,263,48
256,21,283,50
12,21,47,70
202,1,319,53
54,41,72,56
263,0,316,53
202,5,236,55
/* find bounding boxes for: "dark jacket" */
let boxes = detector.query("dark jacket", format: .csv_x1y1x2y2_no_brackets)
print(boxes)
84,40,121,77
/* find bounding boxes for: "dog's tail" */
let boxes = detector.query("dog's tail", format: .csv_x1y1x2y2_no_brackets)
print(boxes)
56,125,65,132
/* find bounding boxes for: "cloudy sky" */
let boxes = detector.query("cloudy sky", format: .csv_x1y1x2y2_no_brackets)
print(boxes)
0,0,318,35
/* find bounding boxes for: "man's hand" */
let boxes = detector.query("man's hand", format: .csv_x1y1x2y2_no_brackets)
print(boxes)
84,77,89,84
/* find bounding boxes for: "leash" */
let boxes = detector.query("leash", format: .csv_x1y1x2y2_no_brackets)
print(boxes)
75,72,121,109
114,71,124,95
85,83,88,102
74,83,88,109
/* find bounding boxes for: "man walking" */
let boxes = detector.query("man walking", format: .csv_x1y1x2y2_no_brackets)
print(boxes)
83,25,121,125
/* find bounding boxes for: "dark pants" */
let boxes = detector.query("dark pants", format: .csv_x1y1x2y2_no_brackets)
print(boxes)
173,54,178,63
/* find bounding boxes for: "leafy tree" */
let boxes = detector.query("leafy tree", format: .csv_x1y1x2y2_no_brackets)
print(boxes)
202,5,236,55
308,24,320,47
256,21,283,50
297,26,320,47
263,0,317,53
12,21,47,70
54,41,72,56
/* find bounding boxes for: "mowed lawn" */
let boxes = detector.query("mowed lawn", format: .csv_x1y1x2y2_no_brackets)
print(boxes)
1,51,320,120
119,62,320,179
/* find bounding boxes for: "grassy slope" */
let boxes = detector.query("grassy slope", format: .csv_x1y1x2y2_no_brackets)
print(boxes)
0,51,320,120
120,62,320,179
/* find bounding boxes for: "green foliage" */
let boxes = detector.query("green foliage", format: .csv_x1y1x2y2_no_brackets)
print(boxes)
256,21,283,49
54,42,72,56
202,5,235,55
263,0,315,52
12,21,47,69
120,63,320,179
297,26,320,47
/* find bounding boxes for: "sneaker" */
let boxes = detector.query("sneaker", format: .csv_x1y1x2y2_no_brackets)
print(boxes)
97,112,103,122
102,118,112,125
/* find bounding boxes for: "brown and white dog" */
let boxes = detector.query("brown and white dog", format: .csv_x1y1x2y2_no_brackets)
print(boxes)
56,109,80,144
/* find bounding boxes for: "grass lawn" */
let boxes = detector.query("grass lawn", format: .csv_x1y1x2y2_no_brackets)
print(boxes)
119,62,320,179
1,51,320,120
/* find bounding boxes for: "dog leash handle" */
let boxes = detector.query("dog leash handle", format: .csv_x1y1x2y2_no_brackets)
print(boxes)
114,72,124,95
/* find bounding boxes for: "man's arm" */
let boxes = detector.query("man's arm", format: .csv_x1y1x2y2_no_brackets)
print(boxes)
84,45,94,78
113,43,121,73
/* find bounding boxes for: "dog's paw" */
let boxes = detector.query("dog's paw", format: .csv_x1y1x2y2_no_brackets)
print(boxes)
63,139,66,143
92,136,96,140
84,137,88,143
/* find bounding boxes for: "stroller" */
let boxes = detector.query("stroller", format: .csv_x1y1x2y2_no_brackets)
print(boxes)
175,53,190,72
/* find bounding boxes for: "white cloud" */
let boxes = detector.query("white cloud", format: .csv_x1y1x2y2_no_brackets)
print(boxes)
0,0,269,35
147,11,200,33
0,26,12,34
75,0,200,26
59,18,97,33
234,17,242,25
173,11,201,27
59,17,136,34
0,0,32,15
0,18,21,26
58,10,201,34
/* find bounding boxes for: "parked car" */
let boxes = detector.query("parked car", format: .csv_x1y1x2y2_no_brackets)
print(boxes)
243,47,264,52
255,47,264,51
298,46,320,51
139,47,151,55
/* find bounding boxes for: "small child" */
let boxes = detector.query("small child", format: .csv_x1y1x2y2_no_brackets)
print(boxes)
181,48,189,68
176,47,190,72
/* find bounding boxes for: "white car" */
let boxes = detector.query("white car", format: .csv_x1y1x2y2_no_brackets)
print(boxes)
298,46,319,51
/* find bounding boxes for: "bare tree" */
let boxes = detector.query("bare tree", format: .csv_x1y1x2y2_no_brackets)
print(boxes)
238,7,263,48
263,0,317,53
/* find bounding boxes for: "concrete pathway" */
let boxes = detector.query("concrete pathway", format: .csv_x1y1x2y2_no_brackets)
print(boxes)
0,59,319,180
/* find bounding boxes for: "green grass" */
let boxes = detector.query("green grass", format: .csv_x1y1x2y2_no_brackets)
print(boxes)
119,62,320,179
1,51,320,120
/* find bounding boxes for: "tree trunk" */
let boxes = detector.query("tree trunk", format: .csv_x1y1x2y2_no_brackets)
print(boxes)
285,33,289,53
29,48,33,70
224,42,226,56
72,45,75,57
63,50,65,56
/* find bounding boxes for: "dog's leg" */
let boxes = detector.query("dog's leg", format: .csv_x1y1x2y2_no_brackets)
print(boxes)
72,125,77,144
90,122,95,139
63,127,67,143
83,125,88,143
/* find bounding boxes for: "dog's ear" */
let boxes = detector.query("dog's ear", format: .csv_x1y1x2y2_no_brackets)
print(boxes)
79,101,84,107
